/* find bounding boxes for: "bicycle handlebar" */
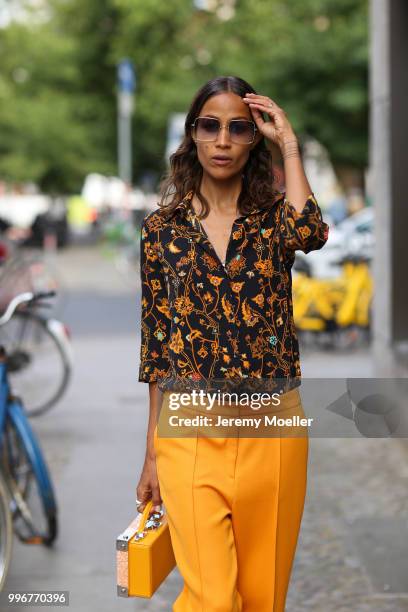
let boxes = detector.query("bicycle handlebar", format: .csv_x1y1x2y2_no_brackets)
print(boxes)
0,291,56,327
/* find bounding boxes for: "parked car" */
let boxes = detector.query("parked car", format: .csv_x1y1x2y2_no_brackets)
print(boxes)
0,194,69,248
294,206,374,278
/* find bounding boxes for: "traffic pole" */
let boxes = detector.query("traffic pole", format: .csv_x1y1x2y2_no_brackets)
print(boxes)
117,58,136,215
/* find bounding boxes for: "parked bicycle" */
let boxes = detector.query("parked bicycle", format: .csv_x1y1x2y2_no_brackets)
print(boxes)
0,292,58,554
0,304,72,418
292,254,373,350
0,235,67,317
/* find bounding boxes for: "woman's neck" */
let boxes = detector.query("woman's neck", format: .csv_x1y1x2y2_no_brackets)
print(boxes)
198,173,243,216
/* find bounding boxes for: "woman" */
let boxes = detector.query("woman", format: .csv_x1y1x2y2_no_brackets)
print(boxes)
136,76,329,611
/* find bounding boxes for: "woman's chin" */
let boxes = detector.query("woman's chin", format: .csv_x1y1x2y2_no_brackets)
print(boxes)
203,167,240,181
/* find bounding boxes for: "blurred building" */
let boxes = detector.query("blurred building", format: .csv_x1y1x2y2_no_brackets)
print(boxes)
371,0,408,375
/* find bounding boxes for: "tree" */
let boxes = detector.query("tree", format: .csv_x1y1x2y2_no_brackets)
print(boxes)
114,0,368,194
0,0,368,194
0,1,118,193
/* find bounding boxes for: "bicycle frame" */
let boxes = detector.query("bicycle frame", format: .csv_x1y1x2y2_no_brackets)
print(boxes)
0,357,10,445
0,292,59,545
0,354,57,521
6,400,57,514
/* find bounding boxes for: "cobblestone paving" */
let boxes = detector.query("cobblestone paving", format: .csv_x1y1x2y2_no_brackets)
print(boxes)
286,437,408,612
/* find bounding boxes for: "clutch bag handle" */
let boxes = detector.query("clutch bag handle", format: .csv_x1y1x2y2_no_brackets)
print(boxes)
134,500,164,541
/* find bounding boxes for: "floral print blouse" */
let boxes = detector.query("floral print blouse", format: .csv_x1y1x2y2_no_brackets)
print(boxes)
138,190,329,394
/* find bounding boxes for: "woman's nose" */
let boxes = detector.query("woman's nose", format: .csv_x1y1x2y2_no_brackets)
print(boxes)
216,125,230,145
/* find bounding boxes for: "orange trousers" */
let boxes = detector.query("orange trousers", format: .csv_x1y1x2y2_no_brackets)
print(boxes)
153,386,309,611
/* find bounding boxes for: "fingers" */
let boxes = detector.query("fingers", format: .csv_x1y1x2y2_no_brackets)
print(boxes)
136,483,162,514
245,101,276,123
247,100,275,113
248,105,264,125
151,482,162,511
248,102,274,118
136,484,151,513
151,497,163,513
243,94,284,117
136,459,163,517
244,93,278,107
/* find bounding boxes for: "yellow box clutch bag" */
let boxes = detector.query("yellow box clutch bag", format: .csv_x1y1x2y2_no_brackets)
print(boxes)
116,499,176,598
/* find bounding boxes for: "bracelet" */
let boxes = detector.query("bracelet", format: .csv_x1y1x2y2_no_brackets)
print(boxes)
282,139,300,160
281,138,299,149
283,152,300,160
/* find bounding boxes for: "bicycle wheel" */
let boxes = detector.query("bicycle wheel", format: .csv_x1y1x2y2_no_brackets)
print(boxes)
0,471,13,591
2,406,58,546
0,310,72,417
114,241,141,289
0,249,67,318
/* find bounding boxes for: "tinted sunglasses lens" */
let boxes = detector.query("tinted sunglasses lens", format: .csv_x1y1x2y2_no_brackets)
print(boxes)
230,121,255,143
195,118,219,141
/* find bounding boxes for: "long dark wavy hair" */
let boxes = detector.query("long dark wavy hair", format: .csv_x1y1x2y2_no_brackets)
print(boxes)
157,76,277,220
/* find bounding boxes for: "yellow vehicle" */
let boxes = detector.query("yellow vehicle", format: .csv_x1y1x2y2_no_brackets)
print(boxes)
292,255,373,349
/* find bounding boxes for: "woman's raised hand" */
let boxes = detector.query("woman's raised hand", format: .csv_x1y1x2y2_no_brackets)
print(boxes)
243,93,297,151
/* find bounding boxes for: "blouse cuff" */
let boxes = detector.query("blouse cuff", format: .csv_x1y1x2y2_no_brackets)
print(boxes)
138,368,165,383
282,193,322,220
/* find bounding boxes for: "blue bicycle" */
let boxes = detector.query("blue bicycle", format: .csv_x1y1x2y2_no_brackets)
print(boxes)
0,468,13,590
0,291,58,548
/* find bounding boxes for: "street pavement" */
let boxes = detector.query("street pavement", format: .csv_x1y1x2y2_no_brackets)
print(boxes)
3,244,408,611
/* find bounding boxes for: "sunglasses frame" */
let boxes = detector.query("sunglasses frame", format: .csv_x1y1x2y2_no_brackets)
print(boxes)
191,116,258,144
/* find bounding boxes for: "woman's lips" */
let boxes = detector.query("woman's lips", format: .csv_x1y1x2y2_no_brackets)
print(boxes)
212,157,232,166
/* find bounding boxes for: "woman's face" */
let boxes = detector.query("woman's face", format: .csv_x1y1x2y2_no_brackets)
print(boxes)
192,92,262,180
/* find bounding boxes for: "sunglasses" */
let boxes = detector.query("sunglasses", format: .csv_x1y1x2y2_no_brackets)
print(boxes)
191,116,258,145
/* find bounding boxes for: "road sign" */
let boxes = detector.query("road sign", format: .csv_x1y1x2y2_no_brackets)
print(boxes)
117,58,136,94
117,59,136,186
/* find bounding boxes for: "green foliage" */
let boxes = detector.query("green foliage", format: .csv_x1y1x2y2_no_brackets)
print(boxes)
0,1,118,192
0,0,368,193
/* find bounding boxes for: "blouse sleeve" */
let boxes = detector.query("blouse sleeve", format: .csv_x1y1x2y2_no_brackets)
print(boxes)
138,216,172,383
277,192,330,254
